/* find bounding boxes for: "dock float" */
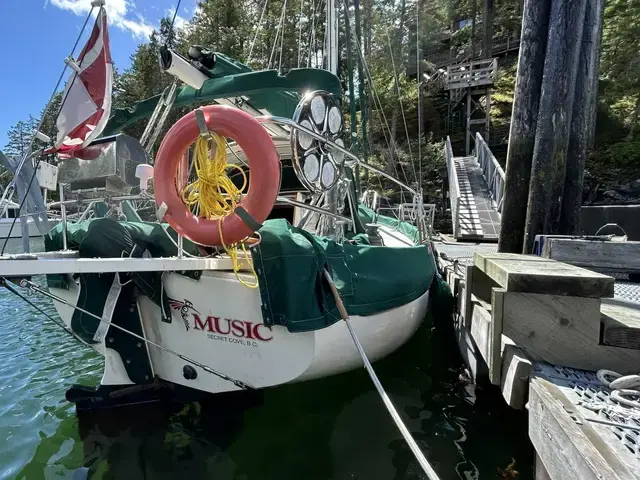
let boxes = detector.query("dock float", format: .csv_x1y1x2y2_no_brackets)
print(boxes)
436,241,640,479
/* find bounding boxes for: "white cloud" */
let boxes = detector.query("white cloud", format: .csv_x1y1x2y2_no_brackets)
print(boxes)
51,0,155,40
166,6,188,32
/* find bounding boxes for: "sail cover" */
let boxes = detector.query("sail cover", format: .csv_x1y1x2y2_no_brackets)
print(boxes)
50,7,112,156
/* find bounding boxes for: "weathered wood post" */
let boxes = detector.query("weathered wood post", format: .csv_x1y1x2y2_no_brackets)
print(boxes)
498,0,551,253
523,0,587,252
560,0,605,234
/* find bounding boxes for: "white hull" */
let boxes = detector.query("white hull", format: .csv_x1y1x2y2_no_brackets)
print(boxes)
50,269,429,394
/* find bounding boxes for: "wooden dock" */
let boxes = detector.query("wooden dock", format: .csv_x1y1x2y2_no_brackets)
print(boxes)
436,239,640,479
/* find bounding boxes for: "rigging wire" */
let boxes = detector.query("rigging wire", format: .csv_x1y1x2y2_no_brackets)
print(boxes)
344,3,409,204
297,0,304,67
306,0,315,66
19,279,253,390
1,278,91,347
416,0,423,190
247,0,269,65
385,28,418,186
278,0,288,73
167,0,184,46
268,0,288,69
0,6,97,256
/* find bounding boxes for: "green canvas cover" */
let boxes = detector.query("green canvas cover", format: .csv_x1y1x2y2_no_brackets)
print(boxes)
253,219,435,332
104,53,341,135
357,204,421,243
45,215,435,333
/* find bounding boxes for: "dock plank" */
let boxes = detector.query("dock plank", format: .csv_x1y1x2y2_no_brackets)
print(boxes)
601,298,640,350
474,252,614,298
529,375,638,480
502,292,640,373
542,238,640,274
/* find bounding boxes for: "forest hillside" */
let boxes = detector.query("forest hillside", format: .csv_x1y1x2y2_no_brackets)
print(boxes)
2,0,639,210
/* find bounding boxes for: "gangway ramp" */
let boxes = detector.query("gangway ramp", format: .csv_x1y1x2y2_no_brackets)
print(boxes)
446,133,505,241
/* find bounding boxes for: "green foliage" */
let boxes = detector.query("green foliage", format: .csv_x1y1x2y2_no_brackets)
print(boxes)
4,0,639,200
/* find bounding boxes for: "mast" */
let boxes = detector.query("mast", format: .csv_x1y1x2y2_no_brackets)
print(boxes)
354,0,367,191
326,0,338,74
324,0,339,223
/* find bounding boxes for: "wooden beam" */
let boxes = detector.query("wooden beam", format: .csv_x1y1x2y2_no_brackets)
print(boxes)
502,292,640,373
601,298,640,350
464,265,474,329
474,252,614,298
541,238,640,274
498,0,551,254
470,296,492,366
489,288,505,384
501,341,532,409
523,0,588,252
534,452,552,480
529,376,638,480
455,318,489,382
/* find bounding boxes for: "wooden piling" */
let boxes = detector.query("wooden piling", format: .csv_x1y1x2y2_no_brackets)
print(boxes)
560,0,605,234
523,0,587,252
498,0,551,254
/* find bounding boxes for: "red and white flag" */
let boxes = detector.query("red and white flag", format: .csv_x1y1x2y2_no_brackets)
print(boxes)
49,7,113,156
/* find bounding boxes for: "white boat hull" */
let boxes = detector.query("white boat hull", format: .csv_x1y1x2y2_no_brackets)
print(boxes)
50,269,429,395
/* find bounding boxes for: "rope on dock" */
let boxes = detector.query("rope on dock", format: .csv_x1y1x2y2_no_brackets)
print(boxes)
322,268,441,480
580,369,640,423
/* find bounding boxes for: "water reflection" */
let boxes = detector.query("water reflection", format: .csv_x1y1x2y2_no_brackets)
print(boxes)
0,239,533,480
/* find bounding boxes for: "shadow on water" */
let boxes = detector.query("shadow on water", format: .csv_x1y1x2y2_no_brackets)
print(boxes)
12,313,533,480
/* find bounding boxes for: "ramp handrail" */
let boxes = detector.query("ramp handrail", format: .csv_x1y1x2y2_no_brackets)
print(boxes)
445,136,460,237
475,132,506,213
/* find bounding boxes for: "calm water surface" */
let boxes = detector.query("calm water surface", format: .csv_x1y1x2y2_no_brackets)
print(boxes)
0,237,533,479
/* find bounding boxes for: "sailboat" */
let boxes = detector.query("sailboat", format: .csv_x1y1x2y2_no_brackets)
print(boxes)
0,0,441,409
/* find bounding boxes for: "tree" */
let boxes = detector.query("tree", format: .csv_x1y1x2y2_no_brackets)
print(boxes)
3,116,39,159
600,0,640,137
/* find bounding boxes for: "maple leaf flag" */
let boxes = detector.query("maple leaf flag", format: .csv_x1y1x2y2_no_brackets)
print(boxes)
49,6,113,156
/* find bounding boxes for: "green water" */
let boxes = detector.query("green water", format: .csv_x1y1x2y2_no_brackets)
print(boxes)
0,238,533,479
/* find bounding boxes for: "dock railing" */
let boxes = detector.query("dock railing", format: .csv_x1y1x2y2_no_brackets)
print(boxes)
475,132,505,213
445,136,461,237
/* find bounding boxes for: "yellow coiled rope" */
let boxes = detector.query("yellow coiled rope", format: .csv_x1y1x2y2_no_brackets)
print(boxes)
181,131,259,289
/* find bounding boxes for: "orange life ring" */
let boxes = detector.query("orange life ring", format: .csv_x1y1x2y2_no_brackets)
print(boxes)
154,105,281,246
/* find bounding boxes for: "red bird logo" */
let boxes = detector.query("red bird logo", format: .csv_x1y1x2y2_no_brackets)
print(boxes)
167,298,199,331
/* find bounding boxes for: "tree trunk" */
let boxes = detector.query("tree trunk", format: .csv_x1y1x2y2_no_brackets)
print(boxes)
482,0,494,59
523,0,587,252
560,0,605,234
498,0,551,253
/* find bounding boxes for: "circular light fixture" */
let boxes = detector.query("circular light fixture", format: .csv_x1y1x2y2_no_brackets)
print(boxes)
291,90,346,193
332,138,345,165
303,153,320,182
328,106,341,134
320,158,337,189
310,96,326,125
298,119,314,150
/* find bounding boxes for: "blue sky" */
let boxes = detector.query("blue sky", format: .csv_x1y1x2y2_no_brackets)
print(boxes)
0,0,194,149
